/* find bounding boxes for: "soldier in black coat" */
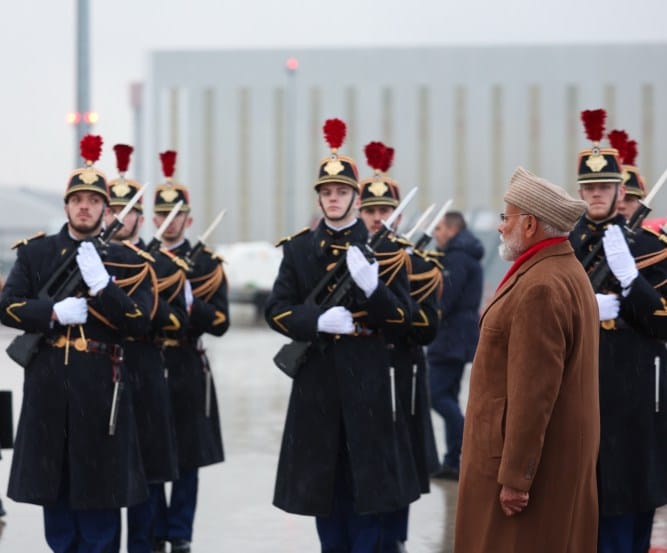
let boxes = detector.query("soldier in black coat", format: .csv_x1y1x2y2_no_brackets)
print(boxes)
104,151,185,553
150,151,229,553
265,120,420,553
570,113,667,553
357,143,441,552
0,138,153,552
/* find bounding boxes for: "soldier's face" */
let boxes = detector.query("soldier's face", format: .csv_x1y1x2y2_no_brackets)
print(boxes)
617,194,641,221
105,206,143,241
579,182,622,221
359,205,396,234
317,184,360,225
65,191,106,237
153,212,192,243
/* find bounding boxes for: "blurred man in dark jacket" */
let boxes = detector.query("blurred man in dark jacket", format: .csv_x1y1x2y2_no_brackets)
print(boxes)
427,211,484,479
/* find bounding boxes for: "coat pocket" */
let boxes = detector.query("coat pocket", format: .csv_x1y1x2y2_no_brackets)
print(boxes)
473,396,506,477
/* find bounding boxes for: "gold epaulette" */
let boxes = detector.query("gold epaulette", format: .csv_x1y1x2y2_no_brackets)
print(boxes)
414,249,444,271
391,235,413,248
159,247,190,271
121,240,156,263
203,245,224,263
275,227,310,247
642,226,667,246
11,231,46,249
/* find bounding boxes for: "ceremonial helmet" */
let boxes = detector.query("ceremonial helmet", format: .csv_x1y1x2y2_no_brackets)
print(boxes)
314,118,359,191
154,150,191,213
576,109,622,185
608,130,645,199
65,134,109,202
359,142,401,208
108,144,143,211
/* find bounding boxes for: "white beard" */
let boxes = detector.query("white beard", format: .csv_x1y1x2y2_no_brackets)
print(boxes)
498,230,525,261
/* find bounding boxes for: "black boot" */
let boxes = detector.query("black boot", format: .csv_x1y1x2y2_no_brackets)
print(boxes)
171,539,191,553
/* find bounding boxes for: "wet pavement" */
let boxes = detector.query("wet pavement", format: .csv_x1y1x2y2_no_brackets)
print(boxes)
0,306,664,551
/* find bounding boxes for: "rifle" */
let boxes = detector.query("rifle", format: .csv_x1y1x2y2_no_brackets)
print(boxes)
145,200,184,257
183,208,227,270
584,169,667,292
414,199,452,250
403,203,435,242
273,187,418,378
5,186,146,368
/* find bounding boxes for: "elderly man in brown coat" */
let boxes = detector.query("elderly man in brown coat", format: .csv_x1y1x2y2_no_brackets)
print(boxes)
454,167,600,552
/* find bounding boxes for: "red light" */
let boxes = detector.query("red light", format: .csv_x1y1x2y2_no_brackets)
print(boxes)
84,112,99,124
285,57,299,72
66,112,81,124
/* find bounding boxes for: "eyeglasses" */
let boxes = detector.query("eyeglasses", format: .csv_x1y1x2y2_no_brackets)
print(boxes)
499,213,530,223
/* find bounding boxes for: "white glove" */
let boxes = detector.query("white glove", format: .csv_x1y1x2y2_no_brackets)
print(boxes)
184,280,194,312
53,297,88,325
76,242,111,295
602,225,638,289
317,306,355,335
595,293,620,321
346,245,379,298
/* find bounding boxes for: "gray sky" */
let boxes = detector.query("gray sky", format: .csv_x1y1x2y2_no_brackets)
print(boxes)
2,0,666,191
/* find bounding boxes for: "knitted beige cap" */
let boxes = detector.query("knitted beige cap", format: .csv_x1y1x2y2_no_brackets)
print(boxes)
504,167,587,232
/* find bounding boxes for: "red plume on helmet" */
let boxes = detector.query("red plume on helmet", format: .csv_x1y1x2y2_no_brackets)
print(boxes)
364,142,386,173
607,130,628,163
113,144,134,174
80,134,103,165
581,109,606,143
160,150,177,179
624,140,638,166
380,147,394,173
323,119,347,151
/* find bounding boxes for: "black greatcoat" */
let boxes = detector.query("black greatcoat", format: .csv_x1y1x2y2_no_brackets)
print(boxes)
265,219,422,516
0,224,153,509
161,240,229,469
570,214,667,516
386,248,442,493
120,238,186,483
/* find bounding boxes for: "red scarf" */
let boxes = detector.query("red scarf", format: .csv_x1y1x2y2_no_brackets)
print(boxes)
496,237,567,292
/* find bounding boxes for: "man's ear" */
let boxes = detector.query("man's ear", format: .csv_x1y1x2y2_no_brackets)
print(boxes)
525,214,538,238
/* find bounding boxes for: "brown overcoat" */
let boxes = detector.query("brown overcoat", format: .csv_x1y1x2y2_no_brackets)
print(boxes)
454,240,600,553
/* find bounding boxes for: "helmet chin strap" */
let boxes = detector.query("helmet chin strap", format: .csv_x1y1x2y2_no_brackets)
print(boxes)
319,189,357,223
606,183,620,220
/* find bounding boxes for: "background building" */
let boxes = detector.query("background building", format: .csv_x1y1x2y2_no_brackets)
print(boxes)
141,44,667,243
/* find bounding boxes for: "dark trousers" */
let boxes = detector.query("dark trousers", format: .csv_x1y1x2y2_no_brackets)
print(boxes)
43,493,119,553
153,468,198,542
316,434,382,553
122,484,162,553
381,507,409,551
429,359,465,469
598,511,655,553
